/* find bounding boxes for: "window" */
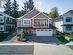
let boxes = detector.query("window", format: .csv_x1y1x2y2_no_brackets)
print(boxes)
0,25,4,31
24,20,30,24
0,16,4,23
66,17,72,22
66,26,72,31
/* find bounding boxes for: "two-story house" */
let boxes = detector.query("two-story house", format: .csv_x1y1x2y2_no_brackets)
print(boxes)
55,10,73,33
0,12,16,33
17,8,57,36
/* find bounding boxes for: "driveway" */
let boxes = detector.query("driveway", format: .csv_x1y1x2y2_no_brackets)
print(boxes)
34,44,73,55
27,36,61,45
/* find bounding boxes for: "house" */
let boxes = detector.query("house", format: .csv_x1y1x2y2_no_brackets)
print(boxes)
0,12,16,33
55,10,73,33
17,8,57,36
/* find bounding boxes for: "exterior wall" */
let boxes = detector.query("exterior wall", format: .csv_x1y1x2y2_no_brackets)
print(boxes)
63,13,73,24
0,15,15,33
0,15,5,32
62,12,73,33
32,18,49,28
17,18,31,27
63,26,73,33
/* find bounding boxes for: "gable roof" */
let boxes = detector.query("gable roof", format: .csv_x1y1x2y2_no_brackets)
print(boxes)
0,12,14,19
62,10,73,16
67,10,73,14
18,8,50,19
18,8,39,19
32,12,50,18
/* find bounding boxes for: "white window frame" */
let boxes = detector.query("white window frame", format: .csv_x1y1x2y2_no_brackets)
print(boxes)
65,26,72,31
65,17,72,22
0,25,4,31
0,16,4,23
23,19,31,25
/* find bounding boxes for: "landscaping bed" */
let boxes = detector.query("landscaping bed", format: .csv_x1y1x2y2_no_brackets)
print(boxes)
0,33,11,42
57,37,69,44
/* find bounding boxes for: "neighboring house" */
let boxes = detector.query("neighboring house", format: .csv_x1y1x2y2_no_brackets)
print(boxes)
0,12,16,33
17,8,57,36
55,10,73,33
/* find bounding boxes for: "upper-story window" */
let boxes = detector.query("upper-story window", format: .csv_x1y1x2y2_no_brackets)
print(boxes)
65,17,72,22
0,16,4,23
24,20,30,24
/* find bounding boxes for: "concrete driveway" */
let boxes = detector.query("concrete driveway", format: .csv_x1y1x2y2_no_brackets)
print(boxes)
27,36,61,45
34,44,73,55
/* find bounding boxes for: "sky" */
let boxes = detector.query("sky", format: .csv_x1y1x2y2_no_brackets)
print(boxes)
16,0,73,15
1,0,73,15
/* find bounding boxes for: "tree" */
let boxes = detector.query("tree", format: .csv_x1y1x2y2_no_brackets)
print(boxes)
28,0,34,11
11,0,19,18
4,0,12,16
48,7,59,25
21,1,29,16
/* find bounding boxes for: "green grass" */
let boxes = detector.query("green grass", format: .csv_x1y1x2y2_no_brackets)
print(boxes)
0,33,11,42
57,37,69,44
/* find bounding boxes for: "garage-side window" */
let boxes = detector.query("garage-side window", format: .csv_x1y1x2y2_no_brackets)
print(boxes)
41,29,44,31
45,29,47,31
37,29,40,31
49,30,52,31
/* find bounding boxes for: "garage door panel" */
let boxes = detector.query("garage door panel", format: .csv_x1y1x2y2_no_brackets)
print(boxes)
36,29,53,36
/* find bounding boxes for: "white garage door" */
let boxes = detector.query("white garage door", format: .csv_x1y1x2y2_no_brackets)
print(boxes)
36,29,53,36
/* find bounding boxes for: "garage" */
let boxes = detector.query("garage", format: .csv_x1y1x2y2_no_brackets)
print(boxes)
36,29,53,36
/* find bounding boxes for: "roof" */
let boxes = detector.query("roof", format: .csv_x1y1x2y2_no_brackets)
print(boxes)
61,10,73,17
18,8,50,19
49,24,57,29
32,12,50,18
66,10,73,14
0,12,14,19
18,8,39,19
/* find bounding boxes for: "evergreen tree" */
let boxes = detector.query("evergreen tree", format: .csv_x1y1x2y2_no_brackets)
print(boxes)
28,0,34,11
11,0,19,18
4,0,12,16
21,1,29,16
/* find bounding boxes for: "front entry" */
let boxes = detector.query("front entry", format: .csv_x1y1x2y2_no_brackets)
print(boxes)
23,29,32,36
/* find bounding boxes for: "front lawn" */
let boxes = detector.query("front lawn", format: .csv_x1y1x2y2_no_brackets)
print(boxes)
57,37,69,44
0,33,11,42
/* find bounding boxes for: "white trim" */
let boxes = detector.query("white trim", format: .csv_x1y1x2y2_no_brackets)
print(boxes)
32,11,51,19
